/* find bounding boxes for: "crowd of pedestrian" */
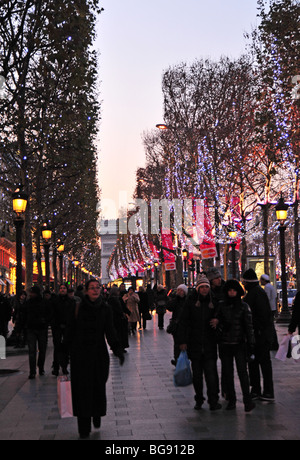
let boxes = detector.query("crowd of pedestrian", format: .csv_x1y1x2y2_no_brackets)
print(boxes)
2,267,299,439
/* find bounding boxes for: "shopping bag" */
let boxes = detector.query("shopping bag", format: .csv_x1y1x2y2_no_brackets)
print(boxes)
173,351,192,387
275,335,291,362
57,376,73,418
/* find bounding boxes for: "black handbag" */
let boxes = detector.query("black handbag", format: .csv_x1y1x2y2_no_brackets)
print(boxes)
166,319,178,335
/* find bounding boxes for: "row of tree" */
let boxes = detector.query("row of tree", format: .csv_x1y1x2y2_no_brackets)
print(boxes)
133,0,300,284
0,0,103,288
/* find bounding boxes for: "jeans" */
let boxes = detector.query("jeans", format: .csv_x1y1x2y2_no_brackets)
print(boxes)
220,343,252,405
27,328,48,375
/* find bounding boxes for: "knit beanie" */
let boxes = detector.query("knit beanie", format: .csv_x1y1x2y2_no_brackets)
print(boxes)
206,267,222,281
242,268,258,283
196,274,210,289
176,284,188,295
260,274,270,282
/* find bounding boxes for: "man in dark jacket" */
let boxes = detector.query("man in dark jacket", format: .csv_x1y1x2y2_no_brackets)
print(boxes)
288,290,300,335
0,292,12,339
24,286,52,379
52,283,75,376
242,268,274,401
178,274,221,411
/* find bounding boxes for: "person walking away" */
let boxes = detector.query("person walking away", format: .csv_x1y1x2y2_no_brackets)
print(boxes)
0,291,12,339
242,269,274,402
65,279,124,439
260,274,279,350
24,286,52,379
146,284,155,313
108,286,129,353
138,286,150,329
51,284,75,376
167,284,188,365
177,274,221,411
155,285,168,330
123,287,140,335
215,279,255,412
288,290,300,336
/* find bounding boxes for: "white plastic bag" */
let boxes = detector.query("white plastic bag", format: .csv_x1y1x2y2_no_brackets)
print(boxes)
275,335,290,362
57,376,73,418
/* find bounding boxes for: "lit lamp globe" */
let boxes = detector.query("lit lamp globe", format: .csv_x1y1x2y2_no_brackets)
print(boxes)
57,240,65,253
228,227,237,240
275,196,288,225
12,188,28,215
42,223,52,241
182,249,188,259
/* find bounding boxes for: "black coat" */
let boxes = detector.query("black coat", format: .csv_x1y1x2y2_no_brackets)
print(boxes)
24,296,51,330
217,298,255,349
66,295,122,418
107,295,129,350
288,291,300,333
244,283,273,345
177,291,218,360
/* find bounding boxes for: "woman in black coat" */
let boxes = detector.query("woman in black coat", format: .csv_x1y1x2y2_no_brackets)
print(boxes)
216,279,255,412
66,279,124,439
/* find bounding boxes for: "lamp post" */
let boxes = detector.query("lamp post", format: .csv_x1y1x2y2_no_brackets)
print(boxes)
275,195,291,323
154,261,159,284
57,239,64,285
42,222,52,289
228,224,237,279
12,188,28,297
182,248,189,285
74,260,80,287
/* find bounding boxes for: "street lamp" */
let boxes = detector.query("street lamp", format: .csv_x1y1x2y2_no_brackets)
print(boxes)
275,195,290,323
57,239,64,284
228,224,237,279
12,187,28,297
182,248,189,285
42,222,52,289
74,260,80,286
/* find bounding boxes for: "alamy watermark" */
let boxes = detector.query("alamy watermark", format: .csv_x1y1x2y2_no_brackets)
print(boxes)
0,335,6,359
291,75,300,101
97,193,205,249
291,335,300,361
0,75,5,98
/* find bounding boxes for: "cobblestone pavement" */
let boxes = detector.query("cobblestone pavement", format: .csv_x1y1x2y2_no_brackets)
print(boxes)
0,312,299,441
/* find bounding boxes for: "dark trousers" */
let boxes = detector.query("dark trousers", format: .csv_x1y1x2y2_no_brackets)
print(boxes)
27,328,48,375
221,343,252,405
52,326,69,371
157,313,165,329
248,341,274,396
190,353,219,407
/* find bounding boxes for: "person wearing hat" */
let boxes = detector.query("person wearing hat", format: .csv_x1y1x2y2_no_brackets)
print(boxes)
177,274,221,411
260,274,279,351
216,279,255,412
206,268,224,303
167,284,188,365
242,269,274,401
24,286,52,379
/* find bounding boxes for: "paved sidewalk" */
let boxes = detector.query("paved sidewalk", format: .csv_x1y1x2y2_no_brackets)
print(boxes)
0,312,299,441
